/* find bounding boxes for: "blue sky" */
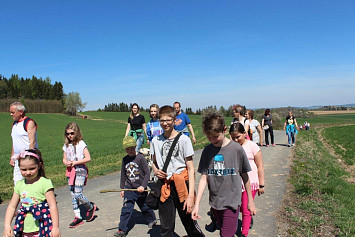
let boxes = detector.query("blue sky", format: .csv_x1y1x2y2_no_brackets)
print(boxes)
1,0,354,111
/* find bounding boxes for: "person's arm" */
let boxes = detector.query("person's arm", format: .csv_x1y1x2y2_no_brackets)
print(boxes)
254,150,265,195
125,123,131,137
184,157,195,214
187,124,196,144
140,155,150,191
142,123,148,142
261,118,265,127
9,147,15,167
3,192,20,237
27,120,37,149
72,147,91,166
191,174,207,220
283,119,287,130
120,158,126,189
152,155,167,179
146,122,152,143
62,151,72,167
45,189,61,237
257,125,263,146
241,173,256,215
294,118,299,130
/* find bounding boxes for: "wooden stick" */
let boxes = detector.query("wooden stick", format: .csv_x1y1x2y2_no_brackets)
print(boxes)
100,189,151,193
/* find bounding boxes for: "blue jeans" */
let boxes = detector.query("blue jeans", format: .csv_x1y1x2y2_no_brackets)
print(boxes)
287,131,295,145
135,134,144,153
118,190,156,233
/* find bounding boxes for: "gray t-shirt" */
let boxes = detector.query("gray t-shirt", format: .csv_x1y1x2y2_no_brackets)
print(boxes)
198,140,251,211
262,114,272,127
150,133,194,180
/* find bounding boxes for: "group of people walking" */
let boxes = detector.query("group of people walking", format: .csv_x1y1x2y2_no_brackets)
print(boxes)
3,101,299,237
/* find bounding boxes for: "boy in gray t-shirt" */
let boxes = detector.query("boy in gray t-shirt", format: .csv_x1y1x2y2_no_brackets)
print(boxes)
150,105,204,237
192,112,256,237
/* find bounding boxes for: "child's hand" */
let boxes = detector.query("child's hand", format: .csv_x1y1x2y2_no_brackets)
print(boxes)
65,161,72,167
9,158,15,167
137,186,145,193
183,196,194,214
155,169,167,179
51,226,61,237
191,205,201,220
258,187,265,196
3,225,14,237
248,200,257,216
120,191,124,198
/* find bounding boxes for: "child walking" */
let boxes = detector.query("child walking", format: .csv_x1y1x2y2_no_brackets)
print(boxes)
146,104,164,144
150,105,204,237
115,136,157,237
62,122,97,228
192,112,256,237
3,148,60,237
230,123,265,237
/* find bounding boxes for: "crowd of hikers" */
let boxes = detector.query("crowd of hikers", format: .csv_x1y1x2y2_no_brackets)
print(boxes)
3,101,300,237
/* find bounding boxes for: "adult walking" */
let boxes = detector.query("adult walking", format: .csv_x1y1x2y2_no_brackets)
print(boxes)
245,109,263,146
261,109,274,147
9,102,38,185
283,111,299,147
173,102,196,144
125,103,147,153
231,105,250,133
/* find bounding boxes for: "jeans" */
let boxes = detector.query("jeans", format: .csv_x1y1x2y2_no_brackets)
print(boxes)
287,131,295,145
135,134,144,153
158,182,204,237
264,126,274,145
119,190,156,233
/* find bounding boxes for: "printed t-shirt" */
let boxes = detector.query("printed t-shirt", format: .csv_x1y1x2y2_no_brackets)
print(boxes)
150,133,194,180
62,140,87,171
198,141,251,211
120,153,150,189
14,177,54,233
174,112,191,136
241,140,260,191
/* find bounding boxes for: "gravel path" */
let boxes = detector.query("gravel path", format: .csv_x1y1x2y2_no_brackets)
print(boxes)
0,130,291,236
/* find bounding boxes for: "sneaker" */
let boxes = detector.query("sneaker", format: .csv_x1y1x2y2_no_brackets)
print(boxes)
288,144,291,147
86,204,97,222
114,230,127,237
266,145,269,147
69,217,83,228
292,144,295,146
272,144,275,147
148,220,157,229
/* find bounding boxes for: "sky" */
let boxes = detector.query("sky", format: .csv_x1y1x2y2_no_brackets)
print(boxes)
1,0,354,111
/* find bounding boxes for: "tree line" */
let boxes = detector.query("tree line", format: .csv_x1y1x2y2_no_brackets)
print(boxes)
0,74,64,101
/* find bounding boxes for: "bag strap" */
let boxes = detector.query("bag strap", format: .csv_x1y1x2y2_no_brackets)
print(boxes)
162,132,182,172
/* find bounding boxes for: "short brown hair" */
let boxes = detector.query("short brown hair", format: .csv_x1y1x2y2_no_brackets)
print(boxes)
233,104,245,116
246,109,254,119
159,105,176,119
202,112,225,135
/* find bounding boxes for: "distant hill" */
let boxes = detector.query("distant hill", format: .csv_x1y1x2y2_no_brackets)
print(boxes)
300,103,355,110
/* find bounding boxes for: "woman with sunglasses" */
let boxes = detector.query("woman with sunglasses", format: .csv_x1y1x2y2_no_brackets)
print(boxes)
125,103,148,153
62,122,97,228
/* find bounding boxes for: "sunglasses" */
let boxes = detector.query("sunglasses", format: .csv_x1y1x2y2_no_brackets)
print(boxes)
66,132,75,136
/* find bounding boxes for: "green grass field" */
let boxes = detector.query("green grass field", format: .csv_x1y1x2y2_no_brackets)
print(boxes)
282,114,355,236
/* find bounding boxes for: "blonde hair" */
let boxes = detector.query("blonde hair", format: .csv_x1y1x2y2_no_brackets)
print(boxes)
64,122,83,146
149,104,160,118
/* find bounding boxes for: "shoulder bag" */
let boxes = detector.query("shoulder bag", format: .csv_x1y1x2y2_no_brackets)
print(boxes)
145,132,182,210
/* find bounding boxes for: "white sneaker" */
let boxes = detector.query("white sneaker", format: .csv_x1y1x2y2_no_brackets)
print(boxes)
288,144,291,147
292,144,295,146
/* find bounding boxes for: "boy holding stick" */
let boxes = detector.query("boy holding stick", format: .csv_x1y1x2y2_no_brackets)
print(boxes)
115,136,157,237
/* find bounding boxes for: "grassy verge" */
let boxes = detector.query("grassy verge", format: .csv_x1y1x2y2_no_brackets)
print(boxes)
279,124,355,236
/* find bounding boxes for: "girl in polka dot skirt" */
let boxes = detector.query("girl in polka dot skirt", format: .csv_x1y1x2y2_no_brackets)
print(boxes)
3,148,60,237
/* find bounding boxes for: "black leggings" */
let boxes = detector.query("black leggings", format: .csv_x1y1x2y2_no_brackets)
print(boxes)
264,127,274,145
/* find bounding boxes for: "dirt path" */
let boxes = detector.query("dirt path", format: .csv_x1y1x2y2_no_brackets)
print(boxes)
0,130,291,236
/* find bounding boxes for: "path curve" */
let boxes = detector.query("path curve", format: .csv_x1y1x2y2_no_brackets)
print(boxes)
0,130,291,236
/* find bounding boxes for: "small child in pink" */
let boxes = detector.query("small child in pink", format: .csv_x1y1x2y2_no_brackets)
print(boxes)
229,123,265,237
